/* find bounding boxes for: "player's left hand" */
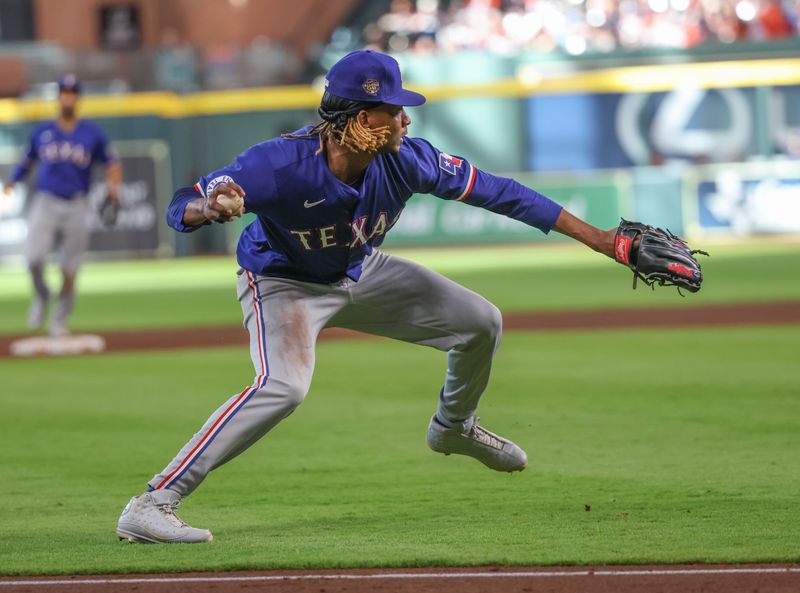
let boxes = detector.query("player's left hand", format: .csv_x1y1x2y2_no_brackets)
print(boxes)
613,219,708,293
107,187,121,206
100,190,121,227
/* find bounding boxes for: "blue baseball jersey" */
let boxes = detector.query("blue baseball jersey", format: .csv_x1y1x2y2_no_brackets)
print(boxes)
11,120,116,199
167,127,563,284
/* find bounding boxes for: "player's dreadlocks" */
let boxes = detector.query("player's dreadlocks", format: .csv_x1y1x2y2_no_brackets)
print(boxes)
283,91,391,154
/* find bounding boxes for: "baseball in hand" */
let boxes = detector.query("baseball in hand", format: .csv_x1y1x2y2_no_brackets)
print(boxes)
216,192,244,216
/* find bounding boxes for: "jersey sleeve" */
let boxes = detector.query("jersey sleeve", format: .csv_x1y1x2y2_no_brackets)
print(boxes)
466,169,563,234
166,185,209,233
401,137,563,234
194,142,277,214
92,127,117,164
10,128,40,183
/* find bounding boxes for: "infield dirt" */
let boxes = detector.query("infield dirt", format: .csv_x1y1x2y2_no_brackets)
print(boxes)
2,300,799,357
2,565,799,593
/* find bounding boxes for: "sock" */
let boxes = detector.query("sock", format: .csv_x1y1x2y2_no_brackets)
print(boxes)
52,294,75,326
31,274,50,302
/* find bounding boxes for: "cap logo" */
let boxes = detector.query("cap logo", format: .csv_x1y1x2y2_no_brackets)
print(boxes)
362,79,380,97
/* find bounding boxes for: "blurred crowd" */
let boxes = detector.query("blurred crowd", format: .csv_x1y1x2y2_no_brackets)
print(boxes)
22,28,306,97
360,0,799,55
153,28,303,93
15,0,800,97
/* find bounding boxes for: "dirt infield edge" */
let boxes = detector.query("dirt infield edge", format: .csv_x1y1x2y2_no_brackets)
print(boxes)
2,300,800,358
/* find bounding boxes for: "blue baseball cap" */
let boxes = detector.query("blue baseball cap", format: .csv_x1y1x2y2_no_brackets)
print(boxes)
325,50,425,107
58,74,81,94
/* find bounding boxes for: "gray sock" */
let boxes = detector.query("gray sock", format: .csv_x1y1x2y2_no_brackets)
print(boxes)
52,294,75,326
31,275,50,303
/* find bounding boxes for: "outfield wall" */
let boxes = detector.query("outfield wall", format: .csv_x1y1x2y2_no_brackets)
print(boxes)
0,43,798,261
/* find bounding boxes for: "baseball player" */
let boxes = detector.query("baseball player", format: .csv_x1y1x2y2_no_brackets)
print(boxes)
5,75,122,337
117,50,617,544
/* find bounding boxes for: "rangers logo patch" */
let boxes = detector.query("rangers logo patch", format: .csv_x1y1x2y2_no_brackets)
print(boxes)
438,152,463,175
362,79,380,96
205,175,236,197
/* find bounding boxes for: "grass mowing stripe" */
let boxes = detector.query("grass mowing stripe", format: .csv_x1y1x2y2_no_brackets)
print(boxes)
2,242,799,299
1,246,799,335
0,326,797,574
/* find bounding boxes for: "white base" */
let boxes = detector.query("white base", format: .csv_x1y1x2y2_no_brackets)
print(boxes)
10,334,107,357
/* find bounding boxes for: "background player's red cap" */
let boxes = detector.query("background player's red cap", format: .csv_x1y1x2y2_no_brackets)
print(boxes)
58,74,82,94
324,50,426,107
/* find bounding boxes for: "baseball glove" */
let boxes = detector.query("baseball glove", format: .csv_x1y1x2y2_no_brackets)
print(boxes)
614,219,708,293
99,194,120,228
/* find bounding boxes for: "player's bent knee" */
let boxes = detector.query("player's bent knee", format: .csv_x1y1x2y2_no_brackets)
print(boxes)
274,379,309,409
282,384,307,409
450,300,503,351
250,377,308,413
474,301,503,342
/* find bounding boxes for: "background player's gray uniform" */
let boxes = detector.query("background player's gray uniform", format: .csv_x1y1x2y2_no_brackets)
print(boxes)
26,191,90,274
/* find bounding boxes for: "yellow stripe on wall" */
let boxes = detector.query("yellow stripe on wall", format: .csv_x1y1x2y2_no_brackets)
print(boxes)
420,58,800,101
0,58,798,123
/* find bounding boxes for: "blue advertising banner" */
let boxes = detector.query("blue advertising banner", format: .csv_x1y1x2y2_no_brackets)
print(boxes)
696,171,800,234
526,85,800,172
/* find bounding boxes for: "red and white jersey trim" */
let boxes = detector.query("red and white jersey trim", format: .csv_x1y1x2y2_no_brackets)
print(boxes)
456,163,476,202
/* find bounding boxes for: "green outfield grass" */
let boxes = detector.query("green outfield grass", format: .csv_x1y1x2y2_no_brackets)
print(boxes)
1,241,799,335
1,326,798,574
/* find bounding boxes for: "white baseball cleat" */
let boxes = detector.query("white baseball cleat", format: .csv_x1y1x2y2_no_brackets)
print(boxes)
48,320,70,338
116,489,213,544
427,415,528,472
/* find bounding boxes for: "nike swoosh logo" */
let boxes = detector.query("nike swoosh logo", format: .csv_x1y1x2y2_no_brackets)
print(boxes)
304,198,326,208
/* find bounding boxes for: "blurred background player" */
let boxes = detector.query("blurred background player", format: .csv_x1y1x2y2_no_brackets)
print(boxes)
5,75,122,337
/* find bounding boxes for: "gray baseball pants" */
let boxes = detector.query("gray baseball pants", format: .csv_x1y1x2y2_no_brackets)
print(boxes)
149,250,502,496
26,191,90,274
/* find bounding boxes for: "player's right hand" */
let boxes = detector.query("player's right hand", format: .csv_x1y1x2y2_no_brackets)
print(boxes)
204,181,246,223
2,182,15,198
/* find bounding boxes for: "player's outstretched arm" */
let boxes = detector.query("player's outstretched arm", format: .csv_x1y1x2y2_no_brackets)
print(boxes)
552,209,616,258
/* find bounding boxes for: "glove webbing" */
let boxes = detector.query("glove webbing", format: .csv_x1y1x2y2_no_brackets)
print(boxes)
631,228,709,294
